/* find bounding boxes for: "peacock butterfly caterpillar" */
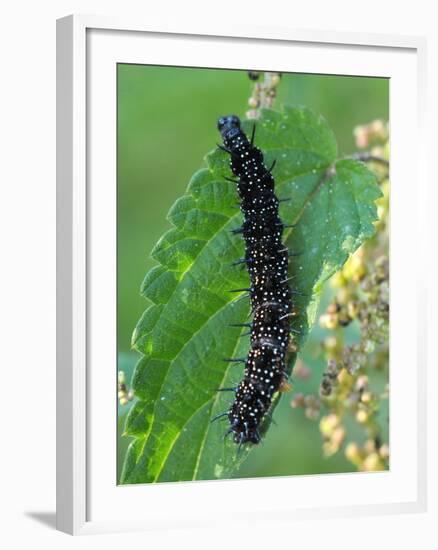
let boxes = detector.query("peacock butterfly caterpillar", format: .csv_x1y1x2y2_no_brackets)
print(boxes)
215,114,299,446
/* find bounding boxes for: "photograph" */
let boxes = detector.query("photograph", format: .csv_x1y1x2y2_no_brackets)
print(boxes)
0,0,430,543
116,65,390,485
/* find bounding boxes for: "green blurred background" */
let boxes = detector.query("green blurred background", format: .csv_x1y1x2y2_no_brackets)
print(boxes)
117,65,389,481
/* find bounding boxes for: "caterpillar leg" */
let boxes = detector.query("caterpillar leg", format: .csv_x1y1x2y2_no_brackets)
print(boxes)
250,122,257,146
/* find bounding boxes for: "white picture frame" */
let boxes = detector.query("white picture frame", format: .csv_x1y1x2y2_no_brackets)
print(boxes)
56,14,428,535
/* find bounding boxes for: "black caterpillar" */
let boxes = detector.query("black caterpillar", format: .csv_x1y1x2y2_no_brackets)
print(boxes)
216,115,295,445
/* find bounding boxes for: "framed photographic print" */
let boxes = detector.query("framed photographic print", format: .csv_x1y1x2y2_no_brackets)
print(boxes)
56,15,427,535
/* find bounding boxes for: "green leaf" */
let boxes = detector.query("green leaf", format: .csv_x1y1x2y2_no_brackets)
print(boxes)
120,105,381,484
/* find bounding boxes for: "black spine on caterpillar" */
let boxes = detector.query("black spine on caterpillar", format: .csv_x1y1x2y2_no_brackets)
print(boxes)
217,115,292,445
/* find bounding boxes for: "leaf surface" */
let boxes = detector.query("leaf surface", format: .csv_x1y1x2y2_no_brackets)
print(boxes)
120,106,381,484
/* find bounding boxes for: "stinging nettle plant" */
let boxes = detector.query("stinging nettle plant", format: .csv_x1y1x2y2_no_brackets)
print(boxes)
119,99,383,485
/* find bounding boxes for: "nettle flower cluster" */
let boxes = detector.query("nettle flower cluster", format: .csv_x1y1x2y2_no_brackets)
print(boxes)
246,72,282,119
291,120,390,472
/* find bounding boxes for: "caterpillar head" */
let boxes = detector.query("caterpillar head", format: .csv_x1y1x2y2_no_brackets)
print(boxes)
217,114,240,132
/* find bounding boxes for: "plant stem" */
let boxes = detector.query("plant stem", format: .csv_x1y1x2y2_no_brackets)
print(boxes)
246,72,282,119
349,152,389,167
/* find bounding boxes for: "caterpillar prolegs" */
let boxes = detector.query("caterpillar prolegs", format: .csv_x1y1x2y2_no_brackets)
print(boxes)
217,115,295,445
